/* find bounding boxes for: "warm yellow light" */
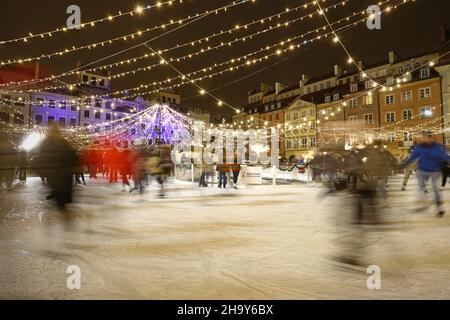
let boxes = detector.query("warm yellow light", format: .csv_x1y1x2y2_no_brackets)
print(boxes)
135,6,144,14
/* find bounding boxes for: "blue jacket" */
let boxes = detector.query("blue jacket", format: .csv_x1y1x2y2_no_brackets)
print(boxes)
404,142,450,172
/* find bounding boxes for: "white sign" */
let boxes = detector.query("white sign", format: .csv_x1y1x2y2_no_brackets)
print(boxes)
246,166,263,185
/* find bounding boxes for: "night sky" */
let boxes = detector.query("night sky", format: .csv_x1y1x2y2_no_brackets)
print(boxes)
1,0,450,117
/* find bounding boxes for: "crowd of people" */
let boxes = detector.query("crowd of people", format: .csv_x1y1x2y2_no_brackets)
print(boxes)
0,125,175,209
306,131,449,265
3,127,450,220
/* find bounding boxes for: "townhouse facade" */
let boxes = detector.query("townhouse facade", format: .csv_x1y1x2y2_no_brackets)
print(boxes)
379,70,444,156
233,34,450,160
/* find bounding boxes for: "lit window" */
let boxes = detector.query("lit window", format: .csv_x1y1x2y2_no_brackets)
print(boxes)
420,107,433,119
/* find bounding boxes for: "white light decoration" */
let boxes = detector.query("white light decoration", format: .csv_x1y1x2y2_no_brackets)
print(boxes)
21,132,42,151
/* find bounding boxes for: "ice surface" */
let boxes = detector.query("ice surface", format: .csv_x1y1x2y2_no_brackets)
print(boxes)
0,175,449,299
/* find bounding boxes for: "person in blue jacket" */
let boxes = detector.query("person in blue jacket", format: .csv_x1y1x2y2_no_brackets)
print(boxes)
404,131,450,217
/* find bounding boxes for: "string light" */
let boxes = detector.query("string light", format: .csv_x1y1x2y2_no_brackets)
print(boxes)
1,0,420,130
1,0,342,89
0,0,182,45
7,0,390,96
0,0,253,66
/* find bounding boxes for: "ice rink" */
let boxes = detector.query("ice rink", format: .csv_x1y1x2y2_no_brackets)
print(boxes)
1,175,450,299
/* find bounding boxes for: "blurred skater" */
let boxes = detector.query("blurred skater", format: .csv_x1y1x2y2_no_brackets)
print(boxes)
0,133,17,190
38,124,77,209
17,148,28,182
404,131,450,217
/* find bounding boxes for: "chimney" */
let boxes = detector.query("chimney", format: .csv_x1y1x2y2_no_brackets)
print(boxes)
275,82,285,95
334,65,342,77
358,61,365,70
299,74,310,87
388,51,399,64
260,82,273,95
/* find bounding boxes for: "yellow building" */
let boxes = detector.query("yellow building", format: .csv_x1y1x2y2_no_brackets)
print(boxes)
283,98,317,161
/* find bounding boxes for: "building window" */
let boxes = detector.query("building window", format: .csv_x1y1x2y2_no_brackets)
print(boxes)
386,76,394,86
60,101,67,110
385,95,394,104
0,111,10,123
401,91,412,102
70,118,77,127
95,111,101,119
349,115,357,123
363,95,373,105
420,107,433,119
286,114,291,121
106,113,111,121
49,100,56,108
71,104,77,111
386,112,395,123
387,132,396,142
36,98,44,106
14,97,25,107
348,98,357,108
13,114,24,125
403,109,413,120
301,138,307,149
59,118,66,128
35,114,43,125
419,87,431,99
350,83,358,92
292,139,298,149
276,113,280,121
99,79,105,87
310,137,317,148
95,99,102,108
82,75,89,83
364,114,373,124
286,140,291,149
325,96,331,103
2,95,11,104
48,116,55,124
91,77,97,86
420,68,430,79
84,110,90,118
365,81,372,89
403,131,413,142
333,93,339,101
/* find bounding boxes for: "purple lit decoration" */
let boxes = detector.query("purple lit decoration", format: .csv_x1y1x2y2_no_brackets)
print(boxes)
90,104,191,147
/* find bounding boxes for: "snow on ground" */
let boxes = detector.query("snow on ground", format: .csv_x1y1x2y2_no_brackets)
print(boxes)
0,175,450,299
